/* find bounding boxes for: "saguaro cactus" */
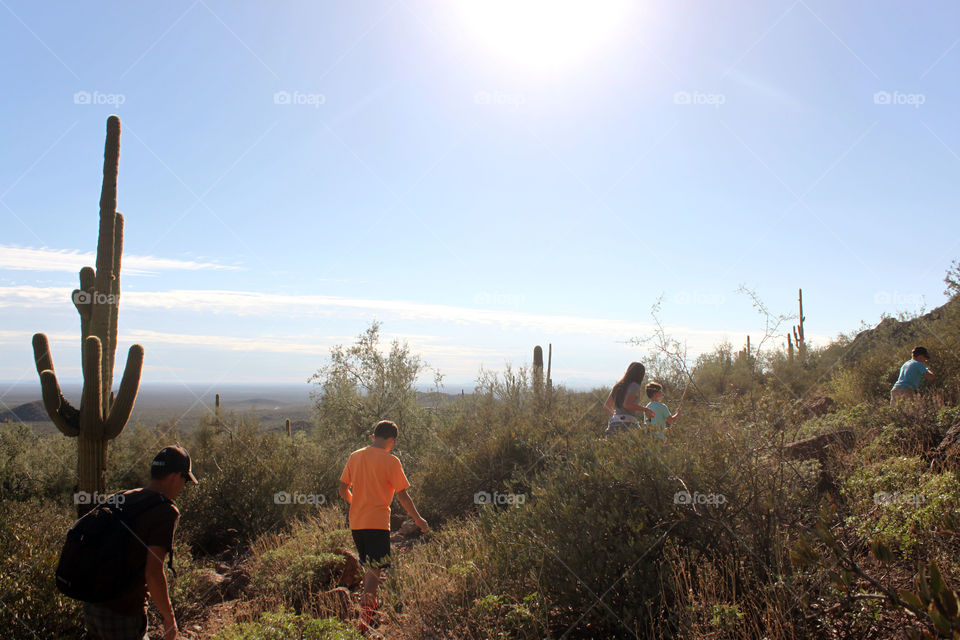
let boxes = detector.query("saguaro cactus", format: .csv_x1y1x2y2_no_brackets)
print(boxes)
792,288,806,360
533,345,544,392
31,116,144,512
546,343,553,391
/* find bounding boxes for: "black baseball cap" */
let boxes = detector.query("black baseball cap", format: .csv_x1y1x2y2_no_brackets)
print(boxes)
151,445,198,484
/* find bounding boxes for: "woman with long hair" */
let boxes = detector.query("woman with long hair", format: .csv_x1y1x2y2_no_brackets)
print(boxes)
604,361,655,436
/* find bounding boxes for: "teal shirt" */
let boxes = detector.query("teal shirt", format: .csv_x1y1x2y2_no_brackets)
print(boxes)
892,359,929,391
645,401,671,430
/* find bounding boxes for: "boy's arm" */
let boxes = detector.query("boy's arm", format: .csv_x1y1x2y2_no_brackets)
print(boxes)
145,546,177,640
667,407,680,424
338,481,352,504
396,489,428,532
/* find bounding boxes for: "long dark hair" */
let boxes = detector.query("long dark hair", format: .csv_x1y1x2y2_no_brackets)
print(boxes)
612,362,645,409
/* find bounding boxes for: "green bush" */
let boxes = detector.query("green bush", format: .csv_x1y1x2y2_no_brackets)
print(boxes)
0,500,84,640
245,513,355,614
0,423,76,502
843,456,960,551
211,610,361,640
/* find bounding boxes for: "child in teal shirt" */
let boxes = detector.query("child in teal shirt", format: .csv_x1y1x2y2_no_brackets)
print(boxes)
644,382,680,438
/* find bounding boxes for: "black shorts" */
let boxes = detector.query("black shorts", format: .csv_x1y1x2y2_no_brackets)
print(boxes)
352,529,391,569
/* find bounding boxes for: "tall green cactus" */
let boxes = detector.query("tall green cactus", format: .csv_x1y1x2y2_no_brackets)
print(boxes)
533,345,544,392
792,288,806,360
31,115,144,512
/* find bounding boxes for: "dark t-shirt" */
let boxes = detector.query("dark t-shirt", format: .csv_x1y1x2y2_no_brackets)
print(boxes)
103,488,180,616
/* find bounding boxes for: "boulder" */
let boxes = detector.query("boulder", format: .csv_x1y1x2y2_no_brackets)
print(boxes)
802,396,836,418
783,430,855,462
930,421,960,471
223,565,250,600
335,547,364,589
193,569,228,604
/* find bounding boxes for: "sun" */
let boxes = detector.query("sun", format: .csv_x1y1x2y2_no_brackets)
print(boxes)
454,0,635,71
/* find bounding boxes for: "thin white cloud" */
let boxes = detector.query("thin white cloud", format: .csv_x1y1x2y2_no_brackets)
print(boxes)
0,285,788,359
0,245,240,275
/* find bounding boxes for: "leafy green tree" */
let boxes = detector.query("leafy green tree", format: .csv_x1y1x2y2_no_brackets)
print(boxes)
309,321,427,443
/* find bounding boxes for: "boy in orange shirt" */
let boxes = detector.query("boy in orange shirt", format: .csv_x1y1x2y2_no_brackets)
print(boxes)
339,420,428,633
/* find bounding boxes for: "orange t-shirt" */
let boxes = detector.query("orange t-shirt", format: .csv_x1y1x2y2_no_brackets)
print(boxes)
340,445,411,531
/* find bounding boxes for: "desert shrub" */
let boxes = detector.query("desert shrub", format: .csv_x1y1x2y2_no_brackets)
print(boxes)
177,427,342,554
691,342,756,398
0,500,84,640
211,610,361,640
0,423,76,502
412,382,604,524
106,422,184,490
245,512,354,614
842,456,960,552
832,348,904,406
384,516,549,639
309,322,433,457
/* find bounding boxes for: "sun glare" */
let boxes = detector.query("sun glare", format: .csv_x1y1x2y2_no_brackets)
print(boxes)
455,0,634,71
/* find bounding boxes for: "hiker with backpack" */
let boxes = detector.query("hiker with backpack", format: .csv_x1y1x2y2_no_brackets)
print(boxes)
891,346,935,404
604,362,657,437
339,420,428,634
58,445,198,640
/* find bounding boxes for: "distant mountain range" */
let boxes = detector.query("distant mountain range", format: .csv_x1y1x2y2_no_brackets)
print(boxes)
0,401,49,424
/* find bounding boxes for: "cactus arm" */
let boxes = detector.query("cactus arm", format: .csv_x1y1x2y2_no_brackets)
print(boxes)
32,333,80,436
74,267,95,333
32,332,55,374
104,343,143,439
81,336,104,437
39,371,81,436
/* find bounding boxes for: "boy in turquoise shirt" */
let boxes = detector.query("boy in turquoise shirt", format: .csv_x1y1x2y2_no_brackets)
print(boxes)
891,346,934,403
644,382,680,438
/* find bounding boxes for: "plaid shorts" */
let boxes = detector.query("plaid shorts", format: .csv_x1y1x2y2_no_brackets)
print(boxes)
82,602,149,640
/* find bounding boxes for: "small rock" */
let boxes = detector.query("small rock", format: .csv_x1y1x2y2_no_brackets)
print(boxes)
194,569,227,604
335,547,364,589
397,519,422,537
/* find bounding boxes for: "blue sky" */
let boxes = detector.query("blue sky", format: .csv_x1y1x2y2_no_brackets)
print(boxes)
1,0,958,391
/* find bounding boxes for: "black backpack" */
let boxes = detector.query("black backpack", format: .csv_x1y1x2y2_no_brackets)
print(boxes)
55,491,174,602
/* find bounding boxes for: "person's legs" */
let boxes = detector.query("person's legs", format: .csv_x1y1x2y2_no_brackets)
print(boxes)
83,602,149,640
890,387,916,405
352,530,391,632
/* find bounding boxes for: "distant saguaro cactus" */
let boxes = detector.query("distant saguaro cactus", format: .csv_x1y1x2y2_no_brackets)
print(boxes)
792,288,806,360
31,116,144,514
546,343,553,391
533,345,544,393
